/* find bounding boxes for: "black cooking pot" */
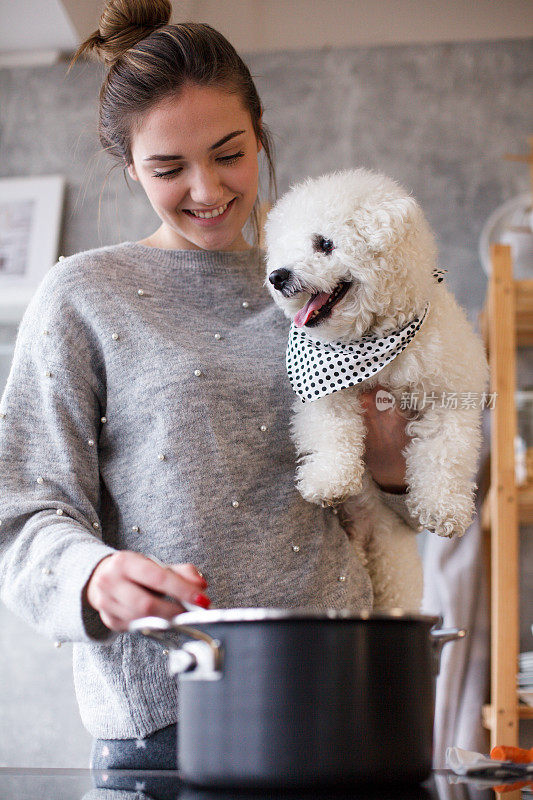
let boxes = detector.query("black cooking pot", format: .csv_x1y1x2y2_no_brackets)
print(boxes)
130,609,464,790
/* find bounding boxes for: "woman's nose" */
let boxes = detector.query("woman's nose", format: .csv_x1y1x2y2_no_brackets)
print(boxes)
188,166,224,205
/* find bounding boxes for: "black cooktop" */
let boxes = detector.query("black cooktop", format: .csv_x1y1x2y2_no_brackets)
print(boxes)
0,768,521,800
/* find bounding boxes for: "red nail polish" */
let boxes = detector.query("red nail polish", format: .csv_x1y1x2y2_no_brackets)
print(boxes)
192,593,211,609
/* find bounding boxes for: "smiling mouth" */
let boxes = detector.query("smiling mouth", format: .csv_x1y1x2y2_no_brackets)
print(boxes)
294,280,352,328
182,198,235,219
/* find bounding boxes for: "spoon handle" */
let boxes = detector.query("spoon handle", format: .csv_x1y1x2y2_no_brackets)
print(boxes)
146,554,213,612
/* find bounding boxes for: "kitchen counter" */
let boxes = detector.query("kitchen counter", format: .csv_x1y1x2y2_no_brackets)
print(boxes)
0,768,523,800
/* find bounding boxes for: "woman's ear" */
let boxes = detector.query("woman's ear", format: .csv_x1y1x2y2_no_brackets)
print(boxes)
127,162,139,182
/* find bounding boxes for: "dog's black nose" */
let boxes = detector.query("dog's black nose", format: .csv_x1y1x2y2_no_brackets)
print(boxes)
269,268,292,291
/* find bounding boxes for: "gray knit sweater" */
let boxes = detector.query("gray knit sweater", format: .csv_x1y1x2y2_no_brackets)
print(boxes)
0,242,420,739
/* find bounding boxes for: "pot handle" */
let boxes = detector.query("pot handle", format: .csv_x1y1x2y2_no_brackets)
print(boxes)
128,616,223,677
430,625,466,675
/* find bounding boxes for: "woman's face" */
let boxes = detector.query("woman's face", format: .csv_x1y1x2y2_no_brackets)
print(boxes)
127,84,262,252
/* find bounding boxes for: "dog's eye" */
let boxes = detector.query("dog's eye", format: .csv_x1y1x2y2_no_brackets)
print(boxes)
313,234,335,255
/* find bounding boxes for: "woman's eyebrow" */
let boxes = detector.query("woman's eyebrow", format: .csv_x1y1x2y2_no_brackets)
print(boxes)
143,130,246,162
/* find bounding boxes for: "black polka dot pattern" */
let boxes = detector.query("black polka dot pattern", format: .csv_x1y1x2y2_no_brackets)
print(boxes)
433,267,447,283
286,303,430,403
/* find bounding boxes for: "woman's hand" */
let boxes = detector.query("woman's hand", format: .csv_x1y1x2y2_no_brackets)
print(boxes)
83,551,210,632
359,384,413,493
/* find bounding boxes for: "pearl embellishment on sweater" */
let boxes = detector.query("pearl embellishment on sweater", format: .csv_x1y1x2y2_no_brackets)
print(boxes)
158,453,165,461
112,333,119,340
56,509,63,516
232,500,239,508
132,526,139,532
88,439,94,446
194,369,202,376
338,575,346,582
36,476,44,484
260,425,267,432
41,567,52,575
292,545,300,553
101,417,107,423
93,521,99,529
137,289,145,296
241,301,249,308
54,640,62,647
214,333,222,340
45,370,52,378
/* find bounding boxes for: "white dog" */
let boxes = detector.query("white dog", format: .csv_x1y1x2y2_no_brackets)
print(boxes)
264,168,489,610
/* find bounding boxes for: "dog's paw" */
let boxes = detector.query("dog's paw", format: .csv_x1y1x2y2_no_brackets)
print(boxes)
417,510,469,538
408,489,475,538
295,459,363,506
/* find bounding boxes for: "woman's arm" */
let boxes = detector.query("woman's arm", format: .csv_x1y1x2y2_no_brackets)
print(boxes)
0,268,119,643
359,385,409,492
0,260,212,642
359,385,423,531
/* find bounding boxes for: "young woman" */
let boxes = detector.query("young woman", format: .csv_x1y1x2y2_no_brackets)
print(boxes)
0,0,422,770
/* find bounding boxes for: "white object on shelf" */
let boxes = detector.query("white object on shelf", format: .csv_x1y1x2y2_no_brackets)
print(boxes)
479,192,533,278
518,690,533,706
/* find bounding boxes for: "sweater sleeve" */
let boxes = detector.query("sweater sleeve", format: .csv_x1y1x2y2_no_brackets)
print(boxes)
376,487,424,532
0,263,118,644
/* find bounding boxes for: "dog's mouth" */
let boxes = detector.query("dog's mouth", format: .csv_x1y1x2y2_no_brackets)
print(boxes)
294,281,352,327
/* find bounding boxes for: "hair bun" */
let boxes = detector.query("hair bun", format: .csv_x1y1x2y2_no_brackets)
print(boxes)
75,0,172,67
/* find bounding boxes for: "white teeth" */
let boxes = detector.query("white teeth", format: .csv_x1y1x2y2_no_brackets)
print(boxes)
188,202,230,219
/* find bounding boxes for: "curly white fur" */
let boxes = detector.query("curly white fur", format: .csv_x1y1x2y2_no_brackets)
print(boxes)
264,167,489,612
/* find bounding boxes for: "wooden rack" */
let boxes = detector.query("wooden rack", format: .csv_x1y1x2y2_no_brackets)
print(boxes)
479,243,533,747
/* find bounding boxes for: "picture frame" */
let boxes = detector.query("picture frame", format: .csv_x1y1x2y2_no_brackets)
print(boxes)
0,175,65,322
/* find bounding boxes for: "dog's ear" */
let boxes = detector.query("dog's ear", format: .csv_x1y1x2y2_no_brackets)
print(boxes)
365,196,420,254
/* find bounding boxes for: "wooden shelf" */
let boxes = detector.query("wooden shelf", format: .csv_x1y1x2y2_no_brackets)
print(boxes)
483,243,521,748
480,144,533,749
483,704,533,730
482,482,533,530
479,278,533,350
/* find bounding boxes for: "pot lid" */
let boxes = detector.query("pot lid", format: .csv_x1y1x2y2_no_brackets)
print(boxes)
173,607,442,626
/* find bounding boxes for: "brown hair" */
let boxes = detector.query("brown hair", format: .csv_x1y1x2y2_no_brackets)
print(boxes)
71,0,277,247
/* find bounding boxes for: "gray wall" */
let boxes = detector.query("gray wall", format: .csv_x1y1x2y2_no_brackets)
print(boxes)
0,38,532,766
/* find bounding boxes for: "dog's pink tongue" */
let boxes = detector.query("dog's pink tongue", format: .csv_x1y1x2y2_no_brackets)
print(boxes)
294,292,331,327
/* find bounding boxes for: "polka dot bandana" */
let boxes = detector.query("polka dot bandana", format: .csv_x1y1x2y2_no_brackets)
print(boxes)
286,302,430,403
